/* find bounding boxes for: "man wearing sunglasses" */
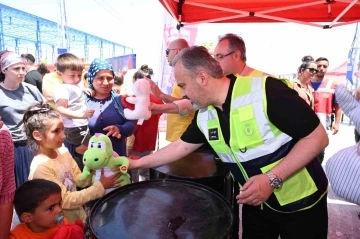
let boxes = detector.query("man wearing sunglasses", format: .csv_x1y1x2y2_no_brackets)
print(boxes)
309,57,342,164
150,33,270,116
147,38,194,142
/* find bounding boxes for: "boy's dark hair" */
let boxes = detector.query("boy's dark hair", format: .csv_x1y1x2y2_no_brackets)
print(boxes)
14,179,61,217
315,57,329,64
37,63,50,75
114,73,124,86
23,102,61,150
301,55,314,62
21,53,36,64
55,53,84,73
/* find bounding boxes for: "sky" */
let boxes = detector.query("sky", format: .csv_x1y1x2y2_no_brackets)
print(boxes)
0,0,358,75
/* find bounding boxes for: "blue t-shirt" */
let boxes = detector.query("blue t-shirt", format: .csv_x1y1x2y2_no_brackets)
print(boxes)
86,95,135,156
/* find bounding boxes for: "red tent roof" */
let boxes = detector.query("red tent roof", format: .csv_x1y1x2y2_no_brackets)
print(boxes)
327,61,347,76
159,0,360,28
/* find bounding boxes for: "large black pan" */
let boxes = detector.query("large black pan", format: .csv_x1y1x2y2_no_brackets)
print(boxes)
90,179,233,239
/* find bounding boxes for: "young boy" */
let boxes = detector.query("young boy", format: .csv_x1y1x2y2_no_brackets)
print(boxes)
10,179,69,239
53,53,94,158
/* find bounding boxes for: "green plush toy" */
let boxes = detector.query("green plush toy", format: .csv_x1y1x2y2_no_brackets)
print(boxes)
81,133,131,187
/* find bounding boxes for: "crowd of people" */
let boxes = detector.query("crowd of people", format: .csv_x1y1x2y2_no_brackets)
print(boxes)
0,32,351,239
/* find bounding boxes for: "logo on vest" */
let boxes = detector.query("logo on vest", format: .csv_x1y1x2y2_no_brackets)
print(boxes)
208,128,219,141
323,93,329,98
243,124,254,137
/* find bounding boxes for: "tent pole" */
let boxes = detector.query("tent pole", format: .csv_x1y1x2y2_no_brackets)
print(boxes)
330,0,358,27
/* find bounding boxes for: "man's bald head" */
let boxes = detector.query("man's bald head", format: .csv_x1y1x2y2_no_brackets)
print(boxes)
167,39,189,66
168,38,189,50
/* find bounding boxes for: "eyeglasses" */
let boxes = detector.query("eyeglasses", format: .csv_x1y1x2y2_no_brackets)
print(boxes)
165,48,178,56
317,64,328,69
213,51,235,60
306,68,319,74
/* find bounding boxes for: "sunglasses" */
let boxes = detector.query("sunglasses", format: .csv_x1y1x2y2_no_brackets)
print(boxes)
165,48,178,56
306,68,319,74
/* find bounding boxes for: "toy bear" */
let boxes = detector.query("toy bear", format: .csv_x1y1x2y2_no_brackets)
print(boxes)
81,133,131,194
325,84,360,205
124,78,151,124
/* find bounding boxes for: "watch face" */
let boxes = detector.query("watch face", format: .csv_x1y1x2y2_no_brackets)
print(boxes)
271,178,283,189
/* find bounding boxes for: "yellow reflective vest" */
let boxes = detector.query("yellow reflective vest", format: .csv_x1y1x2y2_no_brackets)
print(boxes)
197,76,328,212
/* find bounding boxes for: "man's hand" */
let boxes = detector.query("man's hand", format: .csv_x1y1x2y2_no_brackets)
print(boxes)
103,125,121,139
236,174,273,206
332,123,339,135
146,77,164,98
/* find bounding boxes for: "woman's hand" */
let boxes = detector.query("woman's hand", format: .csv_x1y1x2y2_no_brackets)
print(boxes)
103,125,121,139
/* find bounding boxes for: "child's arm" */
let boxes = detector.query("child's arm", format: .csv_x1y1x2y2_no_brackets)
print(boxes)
56,99,94,119
32,164,105,210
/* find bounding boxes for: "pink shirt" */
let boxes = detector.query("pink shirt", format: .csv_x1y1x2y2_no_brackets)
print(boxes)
0,125,15,204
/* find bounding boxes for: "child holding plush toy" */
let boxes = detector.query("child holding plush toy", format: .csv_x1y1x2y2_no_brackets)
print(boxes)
23,103,120,225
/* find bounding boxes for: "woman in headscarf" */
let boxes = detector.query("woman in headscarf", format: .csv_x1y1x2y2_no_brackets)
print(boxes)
86,59,135,157
0,51,44,187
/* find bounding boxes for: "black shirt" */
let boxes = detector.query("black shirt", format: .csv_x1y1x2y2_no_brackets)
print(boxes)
181,75,320,145
25,70,43,93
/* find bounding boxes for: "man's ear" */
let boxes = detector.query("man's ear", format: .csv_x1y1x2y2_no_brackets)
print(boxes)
56,71,62,77
234,50,241,60
197,71,209,86
32,130,43,142
20,212,33,224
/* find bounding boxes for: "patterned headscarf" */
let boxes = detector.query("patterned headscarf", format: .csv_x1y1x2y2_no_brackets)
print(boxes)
0,51,25,71
86,58,124,117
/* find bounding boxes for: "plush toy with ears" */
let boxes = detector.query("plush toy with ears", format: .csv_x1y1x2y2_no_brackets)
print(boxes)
81,133,131,194
325,84,360,204
124,78,151,124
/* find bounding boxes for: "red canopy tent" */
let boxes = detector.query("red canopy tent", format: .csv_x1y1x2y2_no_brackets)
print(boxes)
327,61,347,75
159,0,360,28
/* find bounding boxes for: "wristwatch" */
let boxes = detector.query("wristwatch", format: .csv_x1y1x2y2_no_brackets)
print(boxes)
266,171,283,189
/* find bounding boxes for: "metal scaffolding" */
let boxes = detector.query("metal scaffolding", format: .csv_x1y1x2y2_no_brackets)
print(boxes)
0,3,133,63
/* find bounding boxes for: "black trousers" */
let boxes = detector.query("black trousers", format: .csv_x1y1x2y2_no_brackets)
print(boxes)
242,195,328,239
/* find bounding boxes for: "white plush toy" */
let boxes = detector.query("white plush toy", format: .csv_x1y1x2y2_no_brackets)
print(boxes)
124,78,151,124
325,84,360,204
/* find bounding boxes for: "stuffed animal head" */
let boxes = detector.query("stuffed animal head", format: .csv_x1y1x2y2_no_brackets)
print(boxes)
83,133,113,170
133,78,150,96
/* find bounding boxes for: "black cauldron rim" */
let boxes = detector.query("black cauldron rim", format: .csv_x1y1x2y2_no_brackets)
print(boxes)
89,179,234,239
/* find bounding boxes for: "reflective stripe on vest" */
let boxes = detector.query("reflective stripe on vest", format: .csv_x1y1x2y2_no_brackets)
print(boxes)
198,76,292,162
197,76,325,212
